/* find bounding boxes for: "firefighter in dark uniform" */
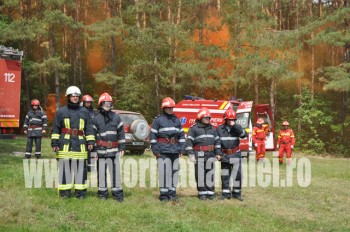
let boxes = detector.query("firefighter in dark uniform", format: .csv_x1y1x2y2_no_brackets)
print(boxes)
82,95,95,118
150,97,186,202
186,107,222,200
216,108,247,201
51,86,95,199
92,92,125,202
82,94,95,172
23,99,48,159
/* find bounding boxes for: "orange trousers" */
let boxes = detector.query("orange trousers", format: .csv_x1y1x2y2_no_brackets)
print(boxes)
278,143,292,164
255,141,266,160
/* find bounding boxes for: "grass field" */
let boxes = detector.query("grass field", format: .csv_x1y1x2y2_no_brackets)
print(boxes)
0,137,349,231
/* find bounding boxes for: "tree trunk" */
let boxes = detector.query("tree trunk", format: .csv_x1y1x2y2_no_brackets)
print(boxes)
111,36,117,97
309,0,315,99
295,0,302,133
154,49,160,113
172,0,182,99
254,68,259,104
340,91,345,139
50,28,60,110
270,76,276,121
78,42,83,93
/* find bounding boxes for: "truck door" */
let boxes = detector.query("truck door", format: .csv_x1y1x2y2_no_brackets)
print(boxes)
0,46,23,131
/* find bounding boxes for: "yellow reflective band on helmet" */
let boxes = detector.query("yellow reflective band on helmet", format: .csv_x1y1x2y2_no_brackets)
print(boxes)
58,184,72,190
74,184,87,190
51,134,60,139
85,135,95,141
79,119,85,130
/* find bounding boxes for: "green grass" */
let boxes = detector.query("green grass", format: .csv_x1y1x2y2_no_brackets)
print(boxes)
0,137,349,231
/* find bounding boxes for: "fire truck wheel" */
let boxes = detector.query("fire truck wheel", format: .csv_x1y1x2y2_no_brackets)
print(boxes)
130,119,149,140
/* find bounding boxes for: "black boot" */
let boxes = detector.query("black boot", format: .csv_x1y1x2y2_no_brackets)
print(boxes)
112,190,124,202
59,190,72,199
76,189,87,199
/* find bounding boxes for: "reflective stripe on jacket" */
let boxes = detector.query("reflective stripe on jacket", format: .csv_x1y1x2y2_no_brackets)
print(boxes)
92,111,126,158
51,105,95,159
186,121,221,158
150,113,186,155
23,110,47,137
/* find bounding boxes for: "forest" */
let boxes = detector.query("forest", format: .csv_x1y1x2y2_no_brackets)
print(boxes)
1,0,349,156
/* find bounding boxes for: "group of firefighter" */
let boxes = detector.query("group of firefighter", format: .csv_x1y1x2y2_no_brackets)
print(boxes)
23,86,295,202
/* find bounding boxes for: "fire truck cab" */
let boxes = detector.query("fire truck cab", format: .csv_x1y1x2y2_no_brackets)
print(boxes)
0,45,23,138
173,97,275,158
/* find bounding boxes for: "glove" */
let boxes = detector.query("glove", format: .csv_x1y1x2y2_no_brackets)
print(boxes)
88,144,94,151
291,145,294,149
42,130,46,134
254,143,258,147
189,156,196,163
118,150,125,156
52,146,59,152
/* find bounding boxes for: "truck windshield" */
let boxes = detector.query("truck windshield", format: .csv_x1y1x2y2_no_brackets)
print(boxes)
236,112,249,128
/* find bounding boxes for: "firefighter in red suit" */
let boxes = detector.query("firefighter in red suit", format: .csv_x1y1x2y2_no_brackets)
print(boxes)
252,118,266,161
277,121,295,165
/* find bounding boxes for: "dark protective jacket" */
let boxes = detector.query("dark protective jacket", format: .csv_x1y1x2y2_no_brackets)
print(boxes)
216,123,247,162
92,110,126,158
51,104,95,159
150,113,186,155
23,109,47,137
185,121,222,159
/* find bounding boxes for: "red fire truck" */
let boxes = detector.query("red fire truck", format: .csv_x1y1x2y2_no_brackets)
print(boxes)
173,97,275,157
0,45,23,138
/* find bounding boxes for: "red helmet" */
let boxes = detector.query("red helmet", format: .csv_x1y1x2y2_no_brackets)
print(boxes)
82,95,93,102
161,97,176,108
224,108,236,120
31,99,40,106
197,107,211,120
257,118,264,124
283,121,289,126
98,93,113,106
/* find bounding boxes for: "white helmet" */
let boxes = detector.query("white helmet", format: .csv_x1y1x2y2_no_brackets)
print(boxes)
65,86,81,97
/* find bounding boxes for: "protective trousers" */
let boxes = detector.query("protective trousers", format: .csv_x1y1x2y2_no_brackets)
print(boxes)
58,159,87,198
255,141,266,160
278,143,292,164
97,156,123,200
25,137,42,158
158,153,179,201
195,153,216,198
221,152,242,198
